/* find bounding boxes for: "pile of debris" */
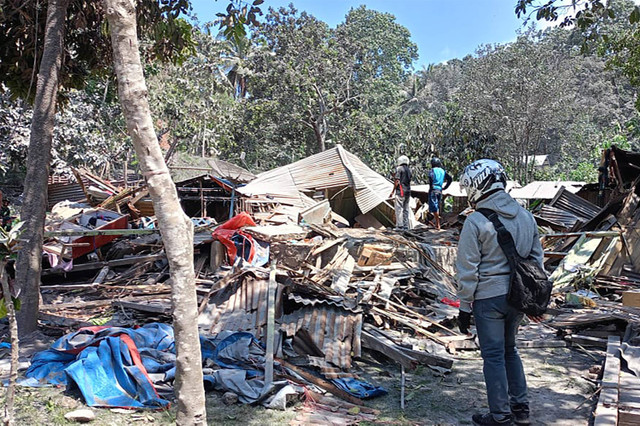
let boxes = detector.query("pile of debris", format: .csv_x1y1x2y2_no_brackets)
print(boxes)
521,146,640,424
23,146,474,420
8,144,640,424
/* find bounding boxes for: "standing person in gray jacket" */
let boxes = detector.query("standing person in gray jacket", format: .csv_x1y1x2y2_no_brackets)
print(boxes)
456,159,543,426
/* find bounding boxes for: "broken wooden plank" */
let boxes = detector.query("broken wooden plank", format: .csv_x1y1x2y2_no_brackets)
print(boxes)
516,339,567,349
331,253,355,294
38,313,92,328
112,300,171,315
370,293,461,336
361,329,417,371
569,334,609,349
310,237,346,257
602,336,621,389
91,266,110,285
362,325,454,370
243,225,309,243
353,262,413,273
44,228,159,237
40,300,113,310
42,253,166,276
594,336,621,426
279,359,365,406
399,346,454,369
370,306,447,345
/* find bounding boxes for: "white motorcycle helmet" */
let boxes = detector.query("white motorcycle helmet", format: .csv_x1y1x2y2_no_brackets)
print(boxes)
397,155,410,166
459,159,507,205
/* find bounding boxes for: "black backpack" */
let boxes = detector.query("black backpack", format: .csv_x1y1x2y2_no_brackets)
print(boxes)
476,209,552,317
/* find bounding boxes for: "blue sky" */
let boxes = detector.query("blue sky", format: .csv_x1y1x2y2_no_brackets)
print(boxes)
189,0,532,68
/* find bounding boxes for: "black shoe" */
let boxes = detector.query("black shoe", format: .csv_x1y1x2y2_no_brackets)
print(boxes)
511,404,530,425
472,413,513,426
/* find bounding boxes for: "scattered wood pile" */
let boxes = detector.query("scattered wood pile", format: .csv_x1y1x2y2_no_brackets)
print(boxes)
521,146,640,424
11,145,640,420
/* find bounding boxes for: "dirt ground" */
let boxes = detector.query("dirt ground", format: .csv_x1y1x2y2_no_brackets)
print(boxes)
0,344,601,426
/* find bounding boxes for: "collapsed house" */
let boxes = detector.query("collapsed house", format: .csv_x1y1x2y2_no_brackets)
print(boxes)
9,144,640,423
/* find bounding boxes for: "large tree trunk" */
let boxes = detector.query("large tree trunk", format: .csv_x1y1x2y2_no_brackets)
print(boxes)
102,1,206,424
15,0,69,337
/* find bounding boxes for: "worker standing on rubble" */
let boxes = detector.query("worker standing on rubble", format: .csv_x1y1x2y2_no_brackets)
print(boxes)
391,155,412,230
427,157,452,230
456,159,543,426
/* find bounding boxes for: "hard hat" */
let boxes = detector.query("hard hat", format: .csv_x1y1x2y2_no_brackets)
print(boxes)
397,155,409,166
431,157,442,168
459,159,507,204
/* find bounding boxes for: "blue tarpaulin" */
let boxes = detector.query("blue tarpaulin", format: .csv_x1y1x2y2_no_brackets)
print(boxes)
22,323,386,409
24,324,173,408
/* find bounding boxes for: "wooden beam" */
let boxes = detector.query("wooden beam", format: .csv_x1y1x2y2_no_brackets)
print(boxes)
42,253,166,276
44,228,160,237
91,266,110,285
361,329,417,371
279,359,365,406
370,306,447,345
569,334,608,349
542,231,621,239
370,293,461,336
594,336,621,426
263,265,277,395
112,300,170,315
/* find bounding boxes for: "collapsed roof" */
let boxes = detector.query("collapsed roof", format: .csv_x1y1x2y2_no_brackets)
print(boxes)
237,145,396,224
509,181,586,200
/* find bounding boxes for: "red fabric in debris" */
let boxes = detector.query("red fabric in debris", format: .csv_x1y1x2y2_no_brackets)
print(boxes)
211,212,257,264
441,297,460,308
218,212,256,230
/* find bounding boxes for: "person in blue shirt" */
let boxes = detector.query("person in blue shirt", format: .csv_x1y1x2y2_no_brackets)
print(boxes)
428,157,452,230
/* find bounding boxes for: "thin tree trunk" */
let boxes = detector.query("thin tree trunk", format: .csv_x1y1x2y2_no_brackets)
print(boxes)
15,0,69,337
1,262,19,426
102,1,206,424
312,122,326,152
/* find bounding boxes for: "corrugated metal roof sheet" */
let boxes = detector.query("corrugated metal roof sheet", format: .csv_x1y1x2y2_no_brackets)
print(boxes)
412,181,521,198
548,186,600,221
287,293,361,313
281,304,362,370
237,145,393,215
535,205,581,229
199,272,276,340
169,153,256,184
198,270,361,370
47,175,89,210
510,181,585,200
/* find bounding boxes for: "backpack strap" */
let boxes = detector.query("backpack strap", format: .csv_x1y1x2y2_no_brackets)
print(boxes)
476,208,518,267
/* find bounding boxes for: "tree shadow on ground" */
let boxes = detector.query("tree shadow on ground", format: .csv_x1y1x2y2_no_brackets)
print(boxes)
357,346,603,425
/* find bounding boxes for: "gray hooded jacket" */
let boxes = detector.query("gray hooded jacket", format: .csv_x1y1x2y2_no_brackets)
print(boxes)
456,190,543,313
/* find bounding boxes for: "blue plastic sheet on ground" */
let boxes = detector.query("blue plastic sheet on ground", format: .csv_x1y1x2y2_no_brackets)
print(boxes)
331,377,387,399
24,324,173,408
22,323,386,409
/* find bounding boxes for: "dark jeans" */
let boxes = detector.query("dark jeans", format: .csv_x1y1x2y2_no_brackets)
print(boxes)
473,294,528,417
